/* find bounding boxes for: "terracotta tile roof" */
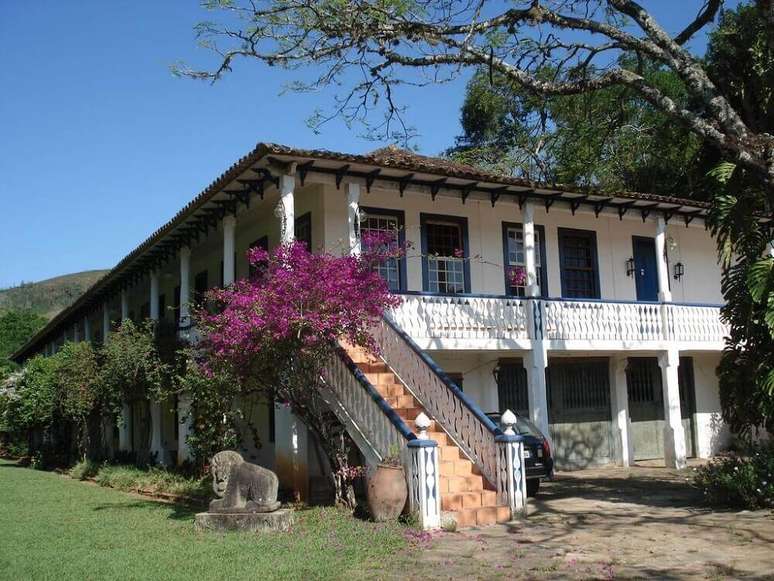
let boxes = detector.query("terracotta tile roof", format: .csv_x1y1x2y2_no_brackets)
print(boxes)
12,141,712,361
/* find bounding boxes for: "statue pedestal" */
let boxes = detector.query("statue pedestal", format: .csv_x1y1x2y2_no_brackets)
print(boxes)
194,509,294,533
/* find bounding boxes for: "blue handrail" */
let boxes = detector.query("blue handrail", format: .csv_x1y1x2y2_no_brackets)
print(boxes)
381,315,503,437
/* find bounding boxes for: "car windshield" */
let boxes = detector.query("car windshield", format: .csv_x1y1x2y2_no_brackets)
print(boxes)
487,413,544,438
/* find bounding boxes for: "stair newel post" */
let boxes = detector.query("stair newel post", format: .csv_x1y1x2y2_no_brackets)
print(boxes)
496,410,528,519
406,413,441,530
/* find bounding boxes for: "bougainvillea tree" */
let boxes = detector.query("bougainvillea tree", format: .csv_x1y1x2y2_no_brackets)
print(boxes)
192,239,401,506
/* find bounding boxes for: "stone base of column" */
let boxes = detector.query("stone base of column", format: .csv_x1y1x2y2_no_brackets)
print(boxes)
663,424,687,469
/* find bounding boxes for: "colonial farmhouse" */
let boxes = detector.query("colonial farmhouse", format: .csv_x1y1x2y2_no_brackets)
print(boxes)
14,143,732,526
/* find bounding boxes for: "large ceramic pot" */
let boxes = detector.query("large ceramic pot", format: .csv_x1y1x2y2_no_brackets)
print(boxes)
366,464,408,521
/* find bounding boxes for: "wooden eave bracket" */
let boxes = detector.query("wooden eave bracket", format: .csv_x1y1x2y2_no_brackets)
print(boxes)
399,173,415,197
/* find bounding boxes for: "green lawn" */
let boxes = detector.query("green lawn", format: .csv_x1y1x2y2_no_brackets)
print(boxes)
0,459,415,580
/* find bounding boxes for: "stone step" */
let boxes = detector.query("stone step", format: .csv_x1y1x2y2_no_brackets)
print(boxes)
441,474,486,493
440,445,463,462
373,383,405,398
440,490,498,512
445,505,512,528
356,361,389,374
426,431,450,446
365,372,398,386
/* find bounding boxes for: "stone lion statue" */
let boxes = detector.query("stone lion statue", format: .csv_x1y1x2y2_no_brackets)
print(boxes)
208,451,281,513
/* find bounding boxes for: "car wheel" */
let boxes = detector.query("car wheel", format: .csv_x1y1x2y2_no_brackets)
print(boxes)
526,478,540,497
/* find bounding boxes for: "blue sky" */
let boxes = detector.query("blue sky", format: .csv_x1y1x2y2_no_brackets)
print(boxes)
0,1,740,288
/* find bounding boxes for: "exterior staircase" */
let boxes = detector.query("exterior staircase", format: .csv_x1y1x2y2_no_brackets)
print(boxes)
346,345,511,527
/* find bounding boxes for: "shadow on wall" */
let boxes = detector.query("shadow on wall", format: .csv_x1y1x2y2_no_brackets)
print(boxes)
550,421,611,471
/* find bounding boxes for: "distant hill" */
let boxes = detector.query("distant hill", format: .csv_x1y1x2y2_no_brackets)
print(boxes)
0,270,109,319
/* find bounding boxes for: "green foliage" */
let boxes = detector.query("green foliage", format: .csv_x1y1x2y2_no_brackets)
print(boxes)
709,162,774,436
449,61,702,195
3,355,59,433
87,463,211,499
705,3,773,135
99,320,168,408
167,356,244,467
0,309,47,375
68,458,100,480
694,444,774,510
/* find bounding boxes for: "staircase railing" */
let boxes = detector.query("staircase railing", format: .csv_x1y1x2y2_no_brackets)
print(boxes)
371,316,503,487
320,349,415,467
321,348,443,529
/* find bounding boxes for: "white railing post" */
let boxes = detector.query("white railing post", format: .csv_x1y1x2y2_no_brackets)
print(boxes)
496,410,527,519
406,413,441,530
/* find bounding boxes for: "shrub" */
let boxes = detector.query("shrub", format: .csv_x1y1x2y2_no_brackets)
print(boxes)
90,464,210,500
68,459,100,480
694,444,774,510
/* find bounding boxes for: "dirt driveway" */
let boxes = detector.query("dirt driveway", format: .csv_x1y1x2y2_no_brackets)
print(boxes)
399,461,774,580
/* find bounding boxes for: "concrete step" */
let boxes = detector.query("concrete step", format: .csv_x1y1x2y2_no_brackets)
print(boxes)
373,383,405,398
364,372,398,386
441,474,485,493
440,445,463,462
445,505,512,528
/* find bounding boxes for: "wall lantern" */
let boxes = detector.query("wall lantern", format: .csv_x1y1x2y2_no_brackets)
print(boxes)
674,262,685,280
625,257,635,277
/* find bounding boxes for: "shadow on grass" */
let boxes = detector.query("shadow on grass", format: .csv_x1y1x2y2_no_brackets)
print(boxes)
91,497,204,522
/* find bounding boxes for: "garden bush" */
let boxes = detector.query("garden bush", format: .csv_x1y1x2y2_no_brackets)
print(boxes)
89,464,210,499
693,443,774,509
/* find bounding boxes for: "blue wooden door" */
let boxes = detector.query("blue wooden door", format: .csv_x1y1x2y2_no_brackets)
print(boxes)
632,237,658,302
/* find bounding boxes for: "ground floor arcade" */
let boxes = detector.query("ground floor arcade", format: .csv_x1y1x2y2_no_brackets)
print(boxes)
431,350,728,470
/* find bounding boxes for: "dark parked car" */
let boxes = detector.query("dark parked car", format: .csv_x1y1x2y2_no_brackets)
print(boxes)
486,412,554,497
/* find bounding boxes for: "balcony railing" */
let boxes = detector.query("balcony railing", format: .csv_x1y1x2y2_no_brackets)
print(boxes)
390,293,727,349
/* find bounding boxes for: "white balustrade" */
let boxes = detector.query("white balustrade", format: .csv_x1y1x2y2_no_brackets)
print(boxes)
541,300,725,345
390,294,528,341
320,351,410,466
669,304,729,343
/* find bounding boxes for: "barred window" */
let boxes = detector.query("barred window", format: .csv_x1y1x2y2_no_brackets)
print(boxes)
360,212,402,291
504,225,544,296
425,220,466,294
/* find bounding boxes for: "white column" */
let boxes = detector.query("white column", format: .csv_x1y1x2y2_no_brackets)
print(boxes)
658,349,687,469
179,246,191,328
655,216,672,302
176,395,193,465
149,401,165,465
610,356,634,467
525,343,550,440
102,303,111,341
118,402,131,452
222,215,236,286
347,182,361,255
84,316,92,343
279,174,295,244
120,289,129,321
72,322,80,343
274,403,308,501
150,271,160,321
522,201,539,297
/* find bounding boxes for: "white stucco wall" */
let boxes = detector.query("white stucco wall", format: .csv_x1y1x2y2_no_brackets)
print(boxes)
317,181,723,304
690,352,730,457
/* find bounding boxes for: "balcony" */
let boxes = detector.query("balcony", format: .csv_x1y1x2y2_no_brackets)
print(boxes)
389,293,728,352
